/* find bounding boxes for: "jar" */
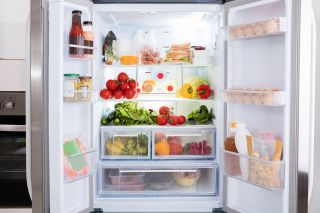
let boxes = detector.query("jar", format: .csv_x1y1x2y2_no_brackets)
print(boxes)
83,21,94,58
79,76,93,101
64,74,80,102
69,10,84,57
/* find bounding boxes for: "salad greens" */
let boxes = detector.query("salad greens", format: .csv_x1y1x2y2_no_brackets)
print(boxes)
187,105,215,124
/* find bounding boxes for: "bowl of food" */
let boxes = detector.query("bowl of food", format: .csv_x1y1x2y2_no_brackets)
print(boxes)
173,170,201,187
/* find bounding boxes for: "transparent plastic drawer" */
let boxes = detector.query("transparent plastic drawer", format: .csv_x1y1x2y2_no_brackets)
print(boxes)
152,128,215,159
221,17,287,41
101,127,151,159
221,149,285,190
222,90,286,106
98,165,217,196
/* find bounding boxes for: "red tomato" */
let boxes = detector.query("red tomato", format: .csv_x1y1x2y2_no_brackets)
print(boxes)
124,88,136,99
117,72,129,82
168,141,183,155
159,106,170,115
178,115,186,125
128,79,137,89
100,89,112,99
118,82,129,91
168,115,179,125
112,90,123,99
157,115,168,125
106,80,117,91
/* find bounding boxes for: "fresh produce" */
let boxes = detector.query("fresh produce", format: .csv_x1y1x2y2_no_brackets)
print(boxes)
182,83,193,98
159,106,171,116
112,89,123,99
155,139,170,155
118,82,129,91
105,133,148,156
100,89,112,100
168,115,179,126
117,72,129,82
183,140,212,155
105,101,157,125
157,115,168,125
187,105,215,124
178,115,186,125
101,73,139,100
197,84,212,99
167,137,183,155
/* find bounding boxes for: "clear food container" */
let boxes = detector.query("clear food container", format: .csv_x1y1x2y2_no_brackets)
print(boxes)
63,73,80,102
101,127,151,160
78,76,93,101
152,128,215,159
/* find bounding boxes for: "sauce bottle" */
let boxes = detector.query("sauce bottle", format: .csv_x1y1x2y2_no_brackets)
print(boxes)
69,10,84,57
224,122,238,152
83,21,93,58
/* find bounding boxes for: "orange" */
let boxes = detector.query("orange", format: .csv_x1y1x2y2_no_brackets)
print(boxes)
155,139,170,155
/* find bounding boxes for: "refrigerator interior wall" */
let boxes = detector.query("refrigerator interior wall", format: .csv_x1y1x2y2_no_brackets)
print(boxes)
92,5,223,212
223,1,288,213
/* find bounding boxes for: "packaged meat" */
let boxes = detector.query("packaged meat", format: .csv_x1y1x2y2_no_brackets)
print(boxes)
140,30,161,64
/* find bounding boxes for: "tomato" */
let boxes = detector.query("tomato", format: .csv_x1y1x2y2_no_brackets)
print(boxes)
100,89,112,99
117,72,129,82
128,79,137,89
118,82,129,91
168,115,179,125
157,115,168,125
178,115,186,125
159,106,170,115
112,90,123,99
168,141,183,155
124,88,136,99
106,80,117,91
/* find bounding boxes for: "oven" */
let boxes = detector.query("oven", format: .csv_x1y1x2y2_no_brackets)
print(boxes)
0,92,31,208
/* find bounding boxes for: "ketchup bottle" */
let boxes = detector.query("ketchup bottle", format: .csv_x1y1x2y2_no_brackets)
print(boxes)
69,10,84,57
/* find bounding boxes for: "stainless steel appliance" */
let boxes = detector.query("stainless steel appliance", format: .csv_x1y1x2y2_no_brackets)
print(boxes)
0,92,31,208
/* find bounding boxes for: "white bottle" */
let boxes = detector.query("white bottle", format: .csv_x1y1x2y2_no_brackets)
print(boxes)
234,123,251,179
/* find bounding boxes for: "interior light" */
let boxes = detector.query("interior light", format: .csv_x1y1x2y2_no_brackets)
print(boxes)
140,11,156,15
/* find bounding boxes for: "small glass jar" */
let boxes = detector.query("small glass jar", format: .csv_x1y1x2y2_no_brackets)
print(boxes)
79,76,93,101
64,73,80,102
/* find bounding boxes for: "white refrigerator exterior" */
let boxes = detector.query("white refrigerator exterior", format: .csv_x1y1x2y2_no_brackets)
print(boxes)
46,0,302,213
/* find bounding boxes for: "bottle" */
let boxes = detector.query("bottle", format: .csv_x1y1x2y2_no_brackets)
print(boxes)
103,31,117,64
69,10,84,57
224,122,238,152
83,21,94,58
234,123,251,179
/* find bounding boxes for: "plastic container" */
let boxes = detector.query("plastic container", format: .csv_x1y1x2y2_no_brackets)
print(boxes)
235,123,251,179
140,30,160,65
118,39,139,65
148,173,173,190
63,73,80,102
109,171,145,185
78,76,93,101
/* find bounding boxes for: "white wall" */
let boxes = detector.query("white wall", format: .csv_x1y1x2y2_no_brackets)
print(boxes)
0,0,30,91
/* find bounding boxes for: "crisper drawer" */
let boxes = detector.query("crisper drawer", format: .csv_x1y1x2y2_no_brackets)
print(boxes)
100,127,151,159
152,128,215,159
98,164,217,196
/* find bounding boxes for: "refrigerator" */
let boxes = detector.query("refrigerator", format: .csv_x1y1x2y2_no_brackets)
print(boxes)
28,0,313,212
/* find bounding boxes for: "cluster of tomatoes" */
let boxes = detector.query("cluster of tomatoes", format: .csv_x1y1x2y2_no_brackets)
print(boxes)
157,106,186,126
100,72,140,100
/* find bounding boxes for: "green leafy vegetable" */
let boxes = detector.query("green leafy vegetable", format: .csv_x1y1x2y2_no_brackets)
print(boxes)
187,105,215,124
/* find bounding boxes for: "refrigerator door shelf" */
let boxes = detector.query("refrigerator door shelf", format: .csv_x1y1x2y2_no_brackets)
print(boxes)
221,149,285,191
152,128,216,160
100,128,151,160
221,17,287,41
222,90,286,106
98,166,217,197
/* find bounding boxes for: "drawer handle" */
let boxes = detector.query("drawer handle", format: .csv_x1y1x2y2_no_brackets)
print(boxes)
113,134,138,137
119,169,197,173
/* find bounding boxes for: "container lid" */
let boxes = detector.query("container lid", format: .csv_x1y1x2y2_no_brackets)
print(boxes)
83,21,93,25
79,76,92,80
72,10,82,15
64,73,80,77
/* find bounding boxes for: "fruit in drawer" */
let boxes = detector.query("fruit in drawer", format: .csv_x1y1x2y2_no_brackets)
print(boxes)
155,139,170,155
184,140,212,155
168,137,183,155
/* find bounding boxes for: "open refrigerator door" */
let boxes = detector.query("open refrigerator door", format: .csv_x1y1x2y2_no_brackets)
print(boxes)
221,0,299,213
48,0,95,212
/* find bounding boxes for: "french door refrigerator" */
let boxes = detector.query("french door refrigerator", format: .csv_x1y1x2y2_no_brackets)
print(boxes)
29,0,308,212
